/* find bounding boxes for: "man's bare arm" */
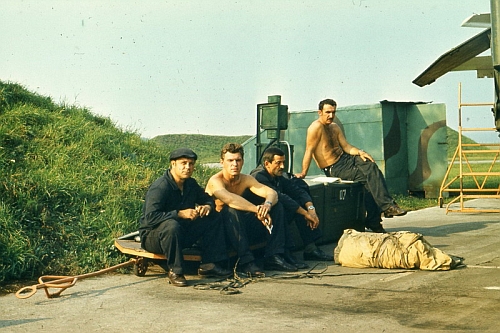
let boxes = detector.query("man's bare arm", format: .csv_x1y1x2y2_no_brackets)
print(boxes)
295,123,320,178
206,176,259,213
246,176,277,222
213,188,259,212
247,176,278,206
337,128,355,154
338,130,374,162
206,175,275,224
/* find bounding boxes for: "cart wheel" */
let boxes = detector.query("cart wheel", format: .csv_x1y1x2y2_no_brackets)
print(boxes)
438,197,443,208
134,257,148,276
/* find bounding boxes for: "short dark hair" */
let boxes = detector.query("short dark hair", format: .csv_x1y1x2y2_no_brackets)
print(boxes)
262,147,285,164
220,143,244,159
319,98,337,111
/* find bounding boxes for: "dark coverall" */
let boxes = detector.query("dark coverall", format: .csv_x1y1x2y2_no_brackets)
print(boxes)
322,152,395,229
219,195,287,266
250,165,323,249
138,169,227,274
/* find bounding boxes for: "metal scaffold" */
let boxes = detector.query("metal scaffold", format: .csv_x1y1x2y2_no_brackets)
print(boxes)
439,83,500,213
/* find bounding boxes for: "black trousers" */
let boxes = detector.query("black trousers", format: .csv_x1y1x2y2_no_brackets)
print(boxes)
141,214,227,274
283,207,323,249
323,153,394,228
220,204,287,265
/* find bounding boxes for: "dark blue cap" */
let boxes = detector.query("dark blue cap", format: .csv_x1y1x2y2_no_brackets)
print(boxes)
169,148,198,161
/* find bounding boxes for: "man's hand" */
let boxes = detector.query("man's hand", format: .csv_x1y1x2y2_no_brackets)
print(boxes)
195,204,211,218
294,172,306,179
255,202,273,230
256,202,272,221
178,208,200,220
304,210,320,229
257,214,273,233
358,150,374,163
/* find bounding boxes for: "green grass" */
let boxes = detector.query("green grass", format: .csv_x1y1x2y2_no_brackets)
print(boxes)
0,81,219,285
442,162,500,191
444,127,499,191
393,194,441,211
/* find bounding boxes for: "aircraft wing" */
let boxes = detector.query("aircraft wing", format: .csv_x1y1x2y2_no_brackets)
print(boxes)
412,28,492,87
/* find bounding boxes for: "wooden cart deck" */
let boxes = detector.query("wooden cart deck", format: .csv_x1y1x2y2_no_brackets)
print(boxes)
114,239,202,261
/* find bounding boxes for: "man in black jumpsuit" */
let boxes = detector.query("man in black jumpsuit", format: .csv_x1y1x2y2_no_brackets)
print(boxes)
138,148,230,287
251,147,333,267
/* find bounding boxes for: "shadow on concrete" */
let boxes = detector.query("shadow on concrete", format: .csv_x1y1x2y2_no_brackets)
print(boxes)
33,274,164,306
387,219,499,238
0,319,47,330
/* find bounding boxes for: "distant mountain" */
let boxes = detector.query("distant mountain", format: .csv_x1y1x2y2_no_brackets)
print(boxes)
151,134,252,163
152,128,476,163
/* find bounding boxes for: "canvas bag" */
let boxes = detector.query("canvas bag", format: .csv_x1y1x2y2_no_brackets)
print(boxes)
334,229,459,271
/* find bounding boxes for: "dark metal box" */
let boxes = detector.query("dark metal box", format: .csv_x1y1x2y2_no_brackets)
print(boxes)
291,180,365,246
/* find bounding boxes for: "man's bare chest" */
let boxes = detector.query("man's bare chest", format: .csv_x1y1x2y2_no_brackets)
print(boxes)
223,179,246,195
319,126,340,148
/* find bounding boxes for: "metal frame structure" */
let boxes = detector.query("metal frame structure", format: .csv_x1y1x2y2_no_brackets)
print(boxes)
438,83,500,213
413,0,500,133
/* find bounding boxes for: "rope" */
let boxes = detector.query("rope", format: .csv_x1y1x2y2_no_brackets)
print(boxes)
192,262,413,295
16,259,136,299
193,259,262,295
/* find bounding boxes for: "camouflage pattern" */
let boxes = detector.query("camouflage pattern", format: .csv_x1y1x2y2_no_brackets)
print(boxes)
242,101,447,198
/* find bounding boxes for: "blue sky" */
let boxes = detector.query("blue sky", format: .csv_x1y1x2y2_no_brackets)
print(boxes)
2,0,498,142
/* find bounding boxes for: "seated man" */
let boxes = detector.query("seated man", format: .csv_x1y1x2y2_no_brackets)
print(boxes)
205,143,297,275
138,148,231,287
251,147,333,266
295,98,407,233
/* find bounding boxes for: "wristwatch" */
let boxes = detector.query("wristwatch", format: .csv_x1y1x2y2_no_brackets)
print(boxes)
265,201,273,206
307,206,315,210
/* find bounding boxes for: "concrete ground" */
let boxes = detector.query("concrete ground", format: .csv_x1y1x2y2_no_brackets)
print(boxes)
1,199,500,333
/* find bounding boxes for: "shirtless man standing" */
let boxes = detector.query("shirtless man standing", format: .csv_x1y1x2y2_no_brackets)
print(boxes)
206,143,297,275
295,98,406,233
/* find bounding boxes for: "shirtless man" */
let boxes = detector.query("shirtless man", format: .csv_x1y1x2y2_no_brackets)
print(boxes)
295,98,406,233
206,143,297,274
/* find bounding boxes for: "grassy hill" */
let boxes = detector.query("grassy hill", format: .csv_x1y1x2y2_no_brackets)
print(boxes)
0,80,220,285
152,134,252,163
153,128,478,162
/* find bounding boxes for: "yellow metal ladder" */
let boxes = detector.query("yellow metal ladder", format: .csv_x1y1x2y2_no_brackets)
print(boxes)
438,83,500,213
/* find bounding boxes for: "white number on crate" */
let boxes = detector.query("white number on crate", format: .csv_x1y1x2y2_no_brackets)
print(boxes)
339,189,347,200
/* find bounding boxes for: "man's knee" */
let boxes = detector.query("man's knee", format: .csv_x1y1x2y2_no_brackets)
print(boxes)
223,206,241,218
156,219,181,239
141,219,181,253
221,207,244,226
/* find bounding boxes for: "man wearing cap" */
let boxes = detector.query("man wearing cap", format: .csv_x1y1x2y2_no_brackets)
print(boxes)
138,148,230,287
